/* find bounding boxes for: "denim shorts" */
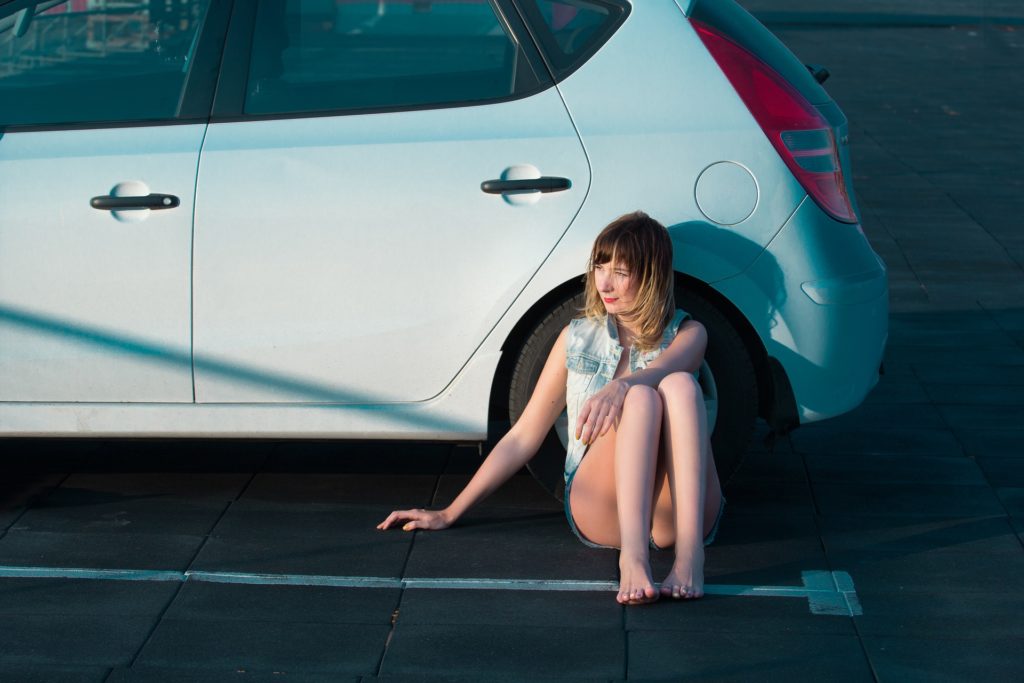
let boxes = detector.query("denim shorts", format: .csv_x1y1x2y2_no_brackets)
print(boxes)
564,466,727,551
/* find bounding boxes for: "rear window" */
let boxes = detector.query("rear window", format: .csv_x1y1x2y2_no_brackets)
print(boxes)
516,0,629,81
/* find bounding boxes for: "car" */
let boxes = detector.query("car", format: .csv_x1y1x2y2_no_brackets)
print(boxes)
0,0,888,495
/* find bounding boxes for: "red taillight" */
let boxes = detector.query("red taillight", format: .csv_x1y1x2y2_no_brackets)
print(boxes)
692,20,858,224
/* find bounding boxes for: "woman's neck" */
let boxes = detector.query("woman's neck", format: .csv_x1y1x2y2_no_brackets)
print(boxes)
615,319,640,347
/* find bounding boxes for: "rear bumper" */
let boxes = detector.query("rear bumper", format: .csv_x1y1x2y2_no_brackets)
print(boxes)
714,197,889,425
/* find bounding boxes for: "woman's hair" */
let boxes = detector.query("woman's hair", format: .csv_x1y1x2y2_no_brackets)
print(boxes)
583,211,675,352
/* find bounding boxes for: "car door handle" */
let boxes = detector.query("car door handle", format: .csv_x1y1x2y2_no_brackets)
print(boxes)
480,177,572,194
90,193,180,210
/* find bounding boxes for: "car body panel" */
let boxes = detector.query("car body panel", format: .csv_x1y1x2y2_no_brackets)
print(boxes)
0,125,202,403
0,350,501,438
714,197,888,422
193,92,589,403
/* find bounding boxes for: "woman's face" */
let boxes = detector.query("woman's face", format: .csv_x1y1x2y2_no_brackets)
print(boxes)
593,259,639,317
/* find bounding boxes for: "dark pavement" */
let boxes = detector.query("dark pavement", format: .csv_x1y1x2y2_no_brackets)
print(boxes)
2,1,1024,681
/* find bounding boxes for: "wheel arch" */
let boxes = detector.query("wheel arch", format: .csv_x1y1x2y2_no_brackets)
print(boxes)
673,270,796,435
488,269,797,438
488,269,792,494
486,275,586,437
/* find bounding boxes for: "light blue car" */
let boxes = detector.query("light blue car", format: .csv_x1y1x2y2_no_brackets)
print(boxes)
0,0,887,490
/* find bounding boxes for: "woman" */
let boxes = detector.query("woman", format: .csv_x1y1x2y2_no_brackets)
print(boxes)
378,211,725,605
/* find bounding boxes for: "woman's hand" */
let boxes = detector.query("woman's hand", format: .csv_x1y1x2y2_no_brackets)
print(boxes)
377,508,453,532
575,379,628,445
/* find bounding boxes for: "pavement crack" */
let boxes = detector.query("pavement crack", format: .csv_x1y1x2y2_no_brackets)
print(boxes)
374,584,407,676
945,192,1024,274
848,605,881,683
373,445,449,676
0,471,70,541
125,577,186,670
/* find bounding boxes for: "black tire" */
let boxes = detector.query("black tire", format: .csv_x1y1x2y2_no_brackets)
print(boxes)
508,292,585,501
673,285,758,484
508,286,757,500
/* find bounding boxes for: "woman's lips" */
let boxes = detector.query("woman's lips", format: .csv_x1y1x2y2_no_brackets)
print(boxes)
603,297,618,303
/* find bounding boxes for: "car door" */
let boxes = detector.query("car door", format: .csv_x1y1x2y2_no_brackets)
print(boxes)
0,0,228,403
193,0,590,403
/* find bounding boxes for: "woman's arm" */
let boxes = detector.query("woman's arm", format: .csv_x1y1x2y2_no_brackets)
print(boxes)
575,319,707,445
378,326,570,531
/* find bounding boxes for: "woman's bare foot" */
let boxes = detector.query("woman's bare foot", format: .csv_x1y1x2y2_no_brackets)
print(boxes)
660,543,705,599
618,554,659,605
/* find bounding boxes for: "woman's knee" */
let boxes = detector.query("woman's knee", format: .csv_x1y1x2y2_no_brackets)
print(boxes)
623,383,662,417
657,371,701,404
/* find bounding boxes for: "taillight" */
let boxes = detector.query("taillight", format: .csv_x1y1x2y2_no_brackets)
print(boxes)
692,20,858,224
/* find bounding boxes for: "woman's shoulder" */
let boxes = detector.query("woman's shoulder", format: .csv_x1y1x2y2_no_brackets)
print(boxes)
664,308,692,339
568,313,606,335
564,314,607,355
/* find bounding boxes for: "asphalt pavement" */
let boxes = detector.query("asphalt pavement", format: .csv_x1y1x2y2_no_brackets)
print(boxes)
2,1,1023,681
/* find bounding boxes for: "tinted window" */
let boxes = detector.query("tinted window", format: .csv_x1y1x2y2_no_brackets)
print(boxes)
517,0,628,80
0,0,211,127
245,0,546,115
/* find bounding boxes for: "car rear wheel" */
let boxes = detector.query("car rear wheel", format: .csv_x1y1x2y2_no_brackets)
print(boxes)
508,286,757,501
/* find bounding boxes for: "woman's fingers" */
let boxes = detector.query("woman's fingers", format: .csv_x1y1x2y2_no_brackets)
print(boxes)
376,511,399,529
377,509,422,530
575,401,592,440
377,511,402,529
379,509,451,532
578,383,628,444
581,404,610,444
578,398,601,442
590,405,607,439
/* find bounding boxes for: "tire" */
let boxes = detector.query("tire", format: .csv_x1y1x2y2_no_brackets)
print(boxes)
508,285,757,500
508,292,585,501
673,285,758,484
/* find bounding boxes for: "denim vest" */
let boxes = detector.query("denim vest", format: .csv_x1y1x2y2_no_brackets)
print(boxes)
563,309,694,482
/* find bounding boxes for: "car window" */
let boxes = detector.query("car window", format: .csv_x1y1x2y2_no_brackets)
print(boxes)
516,0,628,80
244,0,546,116
0,0,211,127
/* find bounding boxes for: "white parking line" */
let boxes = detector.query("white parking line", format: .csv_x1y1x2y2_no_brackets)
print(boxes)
0,566,862,616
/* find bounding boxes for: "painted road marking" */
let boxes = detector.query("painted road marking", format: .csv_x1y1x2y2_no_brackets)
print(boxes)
0,566,862,616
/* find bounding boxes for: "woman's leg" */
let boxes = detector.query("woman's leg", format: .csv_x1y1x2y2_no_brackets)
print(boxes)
651,371,722,599
568,384,663,604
